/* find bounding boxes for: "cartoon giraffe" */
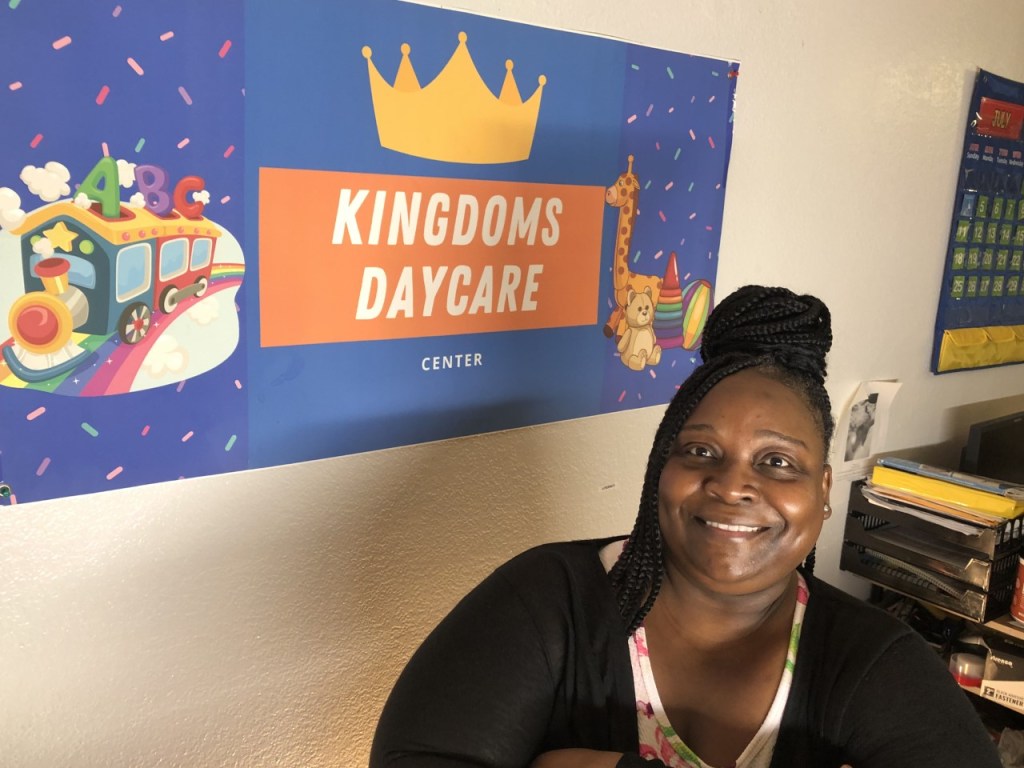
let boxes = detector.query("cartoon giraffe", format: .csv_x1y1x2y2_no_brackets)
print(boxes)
604,154,663,339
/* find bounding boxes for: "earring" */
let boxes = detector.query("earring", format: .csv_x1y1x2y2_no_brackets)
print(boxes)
824,503,832,518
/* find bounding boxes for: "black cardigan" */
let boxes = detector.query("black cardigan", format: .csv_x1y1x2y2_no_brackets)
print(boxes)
370,539,1000,767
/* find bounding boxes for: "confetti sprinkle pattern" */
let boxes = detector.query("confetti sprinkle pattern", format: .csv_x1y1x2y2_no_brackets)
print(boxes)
600,42,736,412
1,3,246,502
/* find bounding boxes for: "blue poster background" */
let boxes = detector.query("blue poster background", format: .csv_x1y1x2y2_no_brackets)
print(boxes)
0,0,736,504
0,1,246,504
246,0,737,468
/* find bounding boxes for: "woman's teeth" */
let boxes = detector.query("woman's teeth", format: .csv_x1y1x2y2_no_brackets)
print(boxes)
704,520,761,533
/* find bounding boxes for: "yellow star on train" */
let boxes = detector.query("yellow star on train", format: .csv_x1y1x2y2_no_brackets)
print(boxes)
43,221,78,252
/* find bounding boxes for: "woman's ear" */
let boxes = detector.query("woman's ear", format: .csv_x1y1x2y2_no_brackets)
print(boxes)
821,463,833,510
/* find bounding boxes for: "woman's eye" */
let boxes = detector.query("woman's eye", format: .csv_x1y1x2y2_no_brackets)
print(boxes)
763,455,792,468
685,445,714,458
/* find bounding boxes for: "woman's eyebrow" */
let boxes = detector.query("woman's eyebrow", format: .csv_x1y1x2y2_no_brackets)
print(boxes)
754,429,808,449
678,423,714,433
680,424,808,449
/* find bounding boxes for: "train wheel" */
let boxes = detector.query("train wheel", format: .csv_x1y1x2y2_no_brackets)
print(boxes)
159,285,179,314
194,275,208,298
118,302,152,345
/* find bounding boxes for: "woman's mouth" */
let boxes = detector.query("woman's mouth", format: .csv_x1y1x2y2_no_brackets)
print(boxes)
699,519,766,533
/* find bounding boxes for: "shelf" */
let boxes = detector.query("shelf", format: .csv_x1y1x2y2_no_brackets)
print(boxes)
968,613,1024,718
984,613,1024,643
960,683,1024,734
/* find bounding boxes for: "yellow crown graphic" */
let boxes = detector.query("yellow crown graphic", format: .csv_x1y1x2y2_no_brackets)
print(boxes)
361,32,547,165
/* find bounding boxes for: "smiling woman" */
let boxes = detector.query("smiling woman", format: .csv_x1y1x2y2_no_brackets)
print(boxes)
657,368,832,600
370,286,1001,768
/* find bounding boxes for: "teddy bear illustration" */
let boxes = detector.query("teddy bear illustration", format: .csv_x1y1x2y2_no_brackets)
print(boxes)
617,286,662,371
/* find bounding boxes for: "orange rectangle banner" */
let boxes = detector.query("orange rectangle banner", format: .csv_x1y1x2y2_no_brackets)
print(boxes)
259,167,604,346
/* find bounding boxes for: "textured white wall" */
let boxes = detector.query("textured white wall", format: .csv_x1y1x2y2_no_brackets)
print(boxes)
3,1,1024,766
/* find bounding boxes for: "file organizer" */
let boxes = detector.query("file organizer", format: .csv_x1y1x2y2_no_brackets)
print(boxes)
841,480,1024,622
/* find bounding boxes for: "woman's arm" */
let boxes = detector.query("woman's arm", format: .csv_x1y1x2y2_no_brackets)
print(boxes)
370,564,562,768
529,749,623,768
838,632,1000,767
531,749,681,768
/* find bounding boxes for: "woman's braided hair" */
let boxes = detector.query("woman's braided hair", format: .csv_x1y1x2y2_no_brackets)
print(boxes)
608,285,835,633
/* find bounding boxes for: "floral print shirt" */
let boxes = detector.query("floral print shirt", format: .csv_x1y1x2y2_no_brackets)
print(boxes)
628,575,809,768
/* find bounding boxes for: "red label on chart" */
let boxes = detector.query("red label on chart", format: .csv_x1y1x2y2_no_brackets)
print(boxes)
976,97,1024,139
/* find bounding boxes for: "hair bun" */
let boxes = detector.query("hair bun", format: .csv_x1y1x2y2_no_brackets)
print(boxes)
699,285,832,381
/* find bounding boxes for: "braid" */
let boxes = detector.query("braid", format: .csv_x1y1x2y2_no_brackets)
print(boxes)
609,285,834,633
803,547,817,575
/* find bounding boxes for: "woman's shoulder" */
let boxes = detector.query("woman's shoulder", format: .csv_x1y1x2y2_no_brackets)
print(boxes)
500,536,625,569
493,536,627,589
480,537,628,625
802,573,920,653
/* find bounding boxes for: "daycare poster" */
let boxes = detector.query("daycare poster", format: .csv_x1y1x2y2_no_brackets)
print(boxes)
0,0,738,504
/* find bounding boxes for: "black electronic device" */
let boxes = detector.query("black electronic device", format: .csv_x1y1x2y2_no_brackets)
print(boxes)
960,410,1024,485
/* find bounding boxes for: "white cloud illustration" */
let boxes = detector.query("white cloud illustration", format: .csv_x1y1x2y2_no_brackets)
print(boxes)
141,333,188,377
187,296,220,325
0,187,25,231
20,161,71,202
32,237,55,257
116,159,137,189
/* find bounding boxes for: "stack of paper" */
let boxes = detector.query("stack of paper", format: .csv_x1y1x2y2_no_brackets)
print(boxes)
867,457,1024,525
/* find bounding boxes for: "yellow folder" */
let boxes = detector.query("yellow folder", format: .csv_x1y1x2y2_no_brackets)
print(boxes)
870,465,1024,520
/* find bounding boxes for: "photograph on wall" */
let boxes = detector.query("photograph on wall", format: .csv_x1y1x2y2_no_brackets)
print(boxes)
0,0,738,504
834,380,902,480
932,69,1024,373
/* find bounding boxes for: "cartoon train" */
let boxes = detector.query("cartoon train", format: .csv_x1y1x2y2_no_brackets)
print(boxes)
4,201,221,382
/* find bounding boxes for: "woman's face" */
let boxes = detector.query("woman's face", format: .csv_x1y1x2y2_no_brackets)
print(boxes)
658,368,832,597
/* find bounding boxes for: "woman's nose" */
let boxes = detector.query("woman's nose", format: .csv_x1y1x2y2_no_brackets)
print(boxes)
702,461,758,503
